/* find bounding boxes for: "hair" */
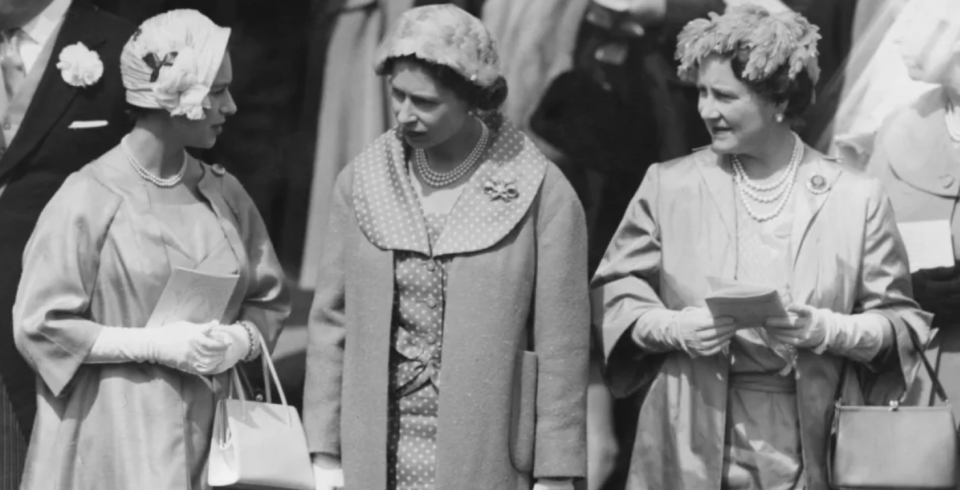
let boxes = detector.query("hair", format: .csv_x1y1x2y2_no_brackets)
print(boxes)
676,5,821,125
382,55,508,113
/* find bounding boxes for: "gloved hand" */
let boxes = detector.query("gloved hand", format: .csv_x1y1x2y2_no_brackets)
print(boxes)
912,266,960,329
144,321,229,374
533,478,575,490
207,323,254,374
764,304,829,352
765,304,890,362
87,321,229,375
312,454,344,490
648,307,736,358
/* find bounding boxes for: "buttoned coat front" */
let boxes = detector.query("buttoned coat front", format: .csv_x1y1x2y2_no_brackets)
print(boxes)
591,148,930,490
301,123,590,490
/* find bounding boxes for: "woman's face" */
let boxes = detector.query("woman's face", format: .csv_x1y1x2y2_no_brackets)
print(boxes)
897,12,960,86
389,59,472,149
176,53,237,149
696,56,783,156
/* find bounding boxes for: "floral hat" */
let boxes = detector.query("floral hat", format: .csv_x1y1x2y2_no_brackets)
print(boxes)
675,4,821,85
374,4,501,88
120,9,231,120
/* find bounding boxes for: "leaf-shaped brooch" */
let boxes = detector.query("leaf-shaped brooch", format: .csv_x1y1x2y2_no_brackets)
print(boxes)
484,178,519,202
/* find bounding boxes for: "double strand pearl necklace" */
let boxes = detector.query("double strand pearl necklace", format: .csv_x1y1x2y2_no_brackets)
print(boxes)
945,97,960,142
415,120,489,188
731,132,804,222
121,136,188,188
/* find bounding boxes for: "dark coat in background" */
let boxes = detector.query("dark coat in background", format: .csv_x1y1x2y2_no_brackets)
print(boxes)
0,4,134,488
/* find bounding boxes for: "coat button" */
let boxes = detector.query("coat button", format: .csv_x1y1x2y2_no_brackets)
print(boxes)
425,261,437,272
426,332,438,344
425,297,438,309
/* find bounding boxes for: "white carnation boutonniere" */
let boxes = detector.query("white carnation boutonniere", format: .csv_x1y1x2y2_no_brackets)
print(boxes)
56,42,103,88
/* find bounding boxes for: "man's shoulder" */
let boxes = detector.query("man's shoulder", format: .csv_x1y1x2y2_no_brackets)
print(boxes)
68,3,137,43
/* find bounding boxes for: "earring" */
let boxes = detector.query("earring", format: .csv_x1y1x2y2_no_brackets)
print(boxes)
775,113,785,123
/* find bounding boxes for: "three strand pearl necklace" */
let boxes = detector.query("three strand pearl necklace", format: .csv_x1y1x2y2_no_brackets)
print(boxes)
731,132,804,222
945,97,960,142
121,136,187,188
415,120,489,188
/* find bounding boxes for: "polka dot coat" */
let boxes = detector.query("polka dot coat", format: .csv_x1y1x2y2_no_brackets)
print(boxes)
302,121,591,490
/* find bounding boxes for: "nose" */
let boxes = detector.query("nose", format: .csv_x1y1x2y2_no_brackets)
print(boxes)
698,96,719,122
220,90,238,117
395,99,417,126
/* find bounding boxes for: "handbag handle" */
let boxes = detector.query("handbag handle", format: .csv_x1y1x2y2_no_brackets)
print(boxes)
833,326,947,407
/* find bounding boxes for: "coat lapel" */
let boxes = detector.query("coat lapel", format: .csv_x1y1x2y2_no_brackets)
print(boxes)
0,2,104,180
790,156,841,267
695,151,737,279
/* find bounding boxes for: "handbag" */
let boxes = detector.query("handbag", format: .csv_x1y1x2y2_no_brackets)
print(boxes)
828,329,959,489
207,332,314,490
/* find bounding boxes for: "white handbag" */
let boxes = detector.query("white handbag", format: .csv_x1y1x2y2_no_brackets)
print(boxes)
207,332,314,490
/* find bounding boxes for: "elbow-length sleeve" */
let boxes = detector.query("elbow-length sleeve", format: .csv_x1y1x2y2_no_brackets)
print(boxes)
589,164,670,398
531,180,590,479
855,180,932,400
13,173,121,397
223,173,291,351
301,170,353,457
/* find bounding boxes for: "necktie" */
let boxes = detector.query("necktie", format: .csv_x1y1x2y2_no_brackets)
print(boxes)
1,29,25,100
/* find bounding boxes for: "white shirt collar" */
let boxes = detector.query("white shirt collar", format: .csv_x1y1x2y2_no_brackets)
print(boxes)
19,0,72,46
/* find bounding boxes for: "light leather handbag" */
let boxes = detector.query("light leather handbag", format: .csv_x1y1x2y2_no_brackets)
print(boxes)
207,332,314,490
828,329,958,489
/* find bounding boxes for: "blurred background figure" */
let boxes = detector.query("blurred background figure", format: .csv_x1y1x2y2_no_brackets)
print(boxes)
863,0,960,426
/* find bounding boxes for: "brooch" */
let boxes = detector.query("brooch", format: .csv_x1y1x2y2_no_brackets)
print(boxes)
806,174,829,195
484,178,519,202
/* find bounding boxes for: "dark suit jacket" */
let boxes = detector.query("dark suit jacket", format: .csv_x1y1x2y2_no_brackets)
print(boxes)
0,1,135,442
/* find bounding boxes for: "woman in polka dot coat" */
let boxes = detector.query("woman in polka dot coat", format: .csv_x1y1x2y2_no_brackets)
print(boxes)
301,5,590,490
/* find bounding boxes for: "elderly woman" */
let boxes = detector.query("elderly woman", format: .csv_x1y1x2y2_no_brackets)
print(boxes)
301,5,590,490
590,6,930,490
865,0,960,417
12,10,289,490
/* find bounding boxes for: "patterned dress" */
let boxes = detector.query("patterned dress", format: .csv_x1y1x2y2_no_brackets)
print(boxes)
387,210,449,490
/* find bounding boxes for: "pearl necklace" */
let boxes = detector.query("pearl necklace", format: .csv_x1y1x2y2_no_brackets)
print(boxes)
731,133,804,222
121,137,187,188
945,97,960,142
415,120,489,188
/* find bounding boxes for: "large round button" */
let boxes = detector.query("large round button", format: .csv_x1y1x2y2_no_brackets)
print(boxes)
425,297,438,309
425,261,437,272
426,333,438,344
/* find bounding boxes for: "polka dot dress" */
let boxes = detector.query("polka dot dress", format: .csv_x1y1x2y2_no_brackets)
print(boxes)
387,213,448,490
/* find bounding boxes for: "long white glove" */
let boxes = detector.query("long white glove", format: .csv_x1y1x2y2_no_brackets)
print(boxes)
534,479,575,490
765,305,892,362
633,307,737,357
87,321,229,375
312,454,344,490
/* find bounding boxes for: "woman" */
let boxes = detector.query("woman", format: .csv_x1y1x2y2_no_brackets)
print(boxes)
12,9,289,489
301,5,590,490
865,0,960,420
591,6,930,489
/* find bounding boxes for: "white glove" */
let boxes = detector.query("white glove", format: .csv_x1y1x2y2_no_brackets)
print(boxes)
207,323,253,374
312,454,344,490
533,479,575,490
634,307,737,357
765,305,890,362
87,321,229,375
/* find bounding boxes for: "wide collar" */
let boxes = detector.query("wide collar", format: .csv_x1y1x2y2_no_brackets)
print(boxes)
695,146,843,271
353,121,547,257
881,87,960,198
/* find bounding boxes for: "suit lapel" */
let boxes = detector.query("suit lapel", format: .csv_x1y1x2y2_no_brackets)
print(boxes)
0,2,104,180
